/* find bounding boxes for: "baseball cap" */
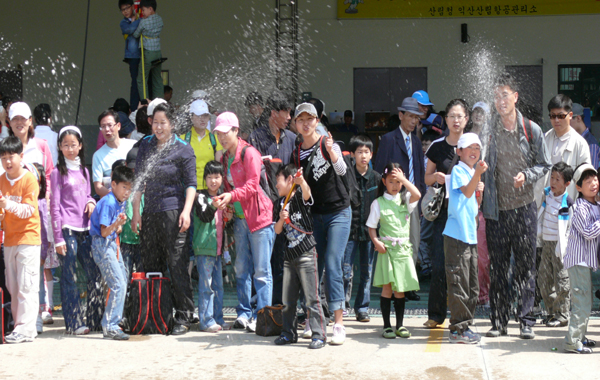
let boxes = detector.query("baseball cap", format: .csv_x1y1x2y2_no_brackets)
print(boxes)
472,101,490,114
573,163,597,185
118,111,136,138
412,90,434,106
190,99,210,116
8,102,32,120
147,98,167,116
213,112,239,133
398,97,424,116
457,132,482,149
293,103,318,120
572,103,584,117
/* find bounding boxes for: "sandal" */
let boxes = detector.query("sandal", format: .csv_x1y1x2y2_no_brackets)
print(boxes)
382,327,396,339
396,326,411,338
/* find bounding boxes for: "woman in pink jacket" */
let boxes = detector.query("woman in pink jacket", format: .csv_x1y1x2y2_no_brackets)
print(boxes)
213,112,274,332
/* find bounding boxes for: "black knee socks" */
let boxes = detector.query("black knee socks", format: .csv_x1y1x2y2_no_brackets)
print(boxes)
380,296,392,329
394,297,406,329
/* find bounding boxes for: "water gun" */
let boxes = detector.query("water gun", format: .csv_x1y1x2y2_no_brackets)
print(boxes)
282,168,303,224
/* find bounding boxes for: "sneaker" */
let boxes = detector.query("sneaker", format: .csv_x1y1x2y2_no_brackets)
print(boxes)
330,323,346,345
220,322,232,331
233,318,248,329
565,346,593,354
463,329,481,343
36,314,43,334
519,324,535,340
103,329,130,340
382,327,396,339
191,313,200,324
486,326,507,337
246,320,256,333
274,335,295,345
302,324,312,339
356,312,370,322
73,326,91,335
342,309,349,317
395,326,411,338
41,311,54,325
203,324,222,333
309,338,325,349
546,318,568,327
5,332,34,344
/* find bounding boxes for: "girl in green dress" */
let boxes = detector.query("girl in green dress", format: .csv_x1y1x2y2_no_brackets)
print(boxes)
367,163,421,339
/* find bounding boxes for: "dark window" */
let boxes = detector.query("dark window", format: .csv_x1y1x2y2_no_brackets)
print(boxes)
558,64,600,120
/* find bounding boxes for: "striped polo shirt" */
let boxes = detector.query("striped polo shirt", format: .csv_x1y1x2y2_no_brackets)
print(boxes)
563,198,600,270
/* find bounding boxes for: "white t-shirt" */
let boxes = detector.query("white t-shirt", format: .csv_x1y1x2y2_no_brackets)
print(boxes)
34,125,59,165
366,191,417,229
92,138,136,188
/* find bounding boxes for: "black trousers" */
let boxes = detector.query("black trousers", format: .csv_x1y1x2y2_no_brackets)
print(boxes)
428,207,448,323
486,202,537,328
141,209,194,326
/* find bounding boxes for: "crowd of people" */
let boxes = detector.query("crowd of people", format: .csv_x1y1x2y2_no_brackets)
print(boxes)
1,0,599,355
1,70,600,354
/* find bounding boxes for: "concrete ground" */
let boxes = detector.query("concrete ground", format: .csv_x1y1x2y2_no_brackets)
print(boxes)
2,316,600,380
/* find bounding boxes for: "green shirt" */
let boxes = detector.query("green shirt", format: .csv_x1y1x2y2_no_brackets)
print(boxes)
120,195,144,245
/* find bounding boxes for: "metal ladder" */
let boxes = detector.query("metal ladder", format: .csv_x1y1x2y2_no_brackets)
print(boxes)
275,0,299,103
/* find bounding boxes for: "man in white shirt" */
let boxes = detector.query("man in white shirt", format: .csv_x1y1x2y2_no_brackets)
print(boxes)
92,109,136,197
33,103,58,165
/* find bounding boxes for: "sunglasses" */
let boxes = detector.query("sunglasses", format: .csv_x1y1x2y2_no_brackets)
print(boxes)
548,113,569,120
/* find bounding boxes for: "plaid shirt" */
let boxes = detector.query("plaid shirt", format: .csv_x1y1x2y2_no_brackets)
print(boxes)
133,14,163,51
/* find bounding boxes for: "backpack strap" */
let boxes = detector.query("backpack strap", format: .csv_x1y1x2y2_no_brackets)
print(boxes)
240,145,249,162
209,132,217,155
521,115,532,143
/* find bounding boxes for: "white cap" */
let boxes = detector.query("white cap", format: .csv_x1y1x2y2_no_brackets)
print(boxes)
472,101,490,114
190,99,210,116
147,98,167,116
8,102,32,120
457,132,483,149
293,103,318,120
573,163,597,184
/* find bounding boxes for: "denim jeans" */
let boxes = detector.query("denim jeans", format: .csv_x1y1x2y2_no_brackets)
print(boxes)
313,207,351,312
233,218,275,321
194,255,224,330
343,240,374,313
121,242,144,282
128,58,140,112
91,236,127,332
58,229,103,332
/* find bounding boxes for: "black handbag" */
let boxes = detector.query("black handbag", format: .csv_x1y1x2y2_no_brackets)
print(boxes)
255,305,284,336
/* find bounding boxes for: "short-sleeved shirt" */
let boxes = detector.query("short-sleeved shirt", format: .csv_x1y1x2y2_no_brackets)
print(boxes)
443,161,478,245
425,137,457,175
181,129,222,190
90,192,124,240
92,139,137,188
0,171,40,247
120,194,144,245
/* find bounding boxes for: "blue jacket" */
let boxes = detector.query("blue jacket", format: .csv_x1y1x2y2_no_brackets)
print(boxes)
120,17,141,59
373,127,426,197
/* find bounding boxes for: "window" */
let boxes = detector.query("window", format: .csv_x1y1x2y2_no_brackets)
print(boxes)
558,64,600,119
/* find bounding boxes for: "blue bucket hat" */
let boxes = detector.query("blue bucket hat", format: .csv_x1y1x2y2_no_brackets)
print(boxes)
412,90,434,106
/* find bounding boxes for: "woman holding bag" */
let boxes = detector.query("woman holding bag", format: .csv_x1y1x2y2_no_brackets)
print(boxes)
422,99,469,329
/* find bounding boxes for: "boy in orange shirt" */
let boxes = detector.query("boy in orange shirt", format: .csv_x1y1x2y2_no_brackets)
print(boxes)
0,136,41,343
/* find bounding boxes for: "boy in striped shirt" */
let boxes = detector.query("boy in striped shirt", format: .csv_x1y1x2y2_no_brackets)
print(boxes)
563,163,600,354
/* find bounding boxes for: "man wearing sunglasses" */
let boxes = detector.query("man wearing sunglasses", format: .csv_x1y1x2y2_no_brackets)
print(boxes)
543,94,591,199
482,72,551,340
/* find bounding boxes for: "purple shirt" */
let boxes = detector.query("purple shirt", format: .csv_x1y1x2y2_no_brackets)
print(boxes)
135,135,197,213
50,167,96,246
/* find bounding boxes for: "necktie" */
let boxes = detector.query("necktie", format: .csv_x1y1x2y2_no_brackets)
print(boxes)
406,136,414,184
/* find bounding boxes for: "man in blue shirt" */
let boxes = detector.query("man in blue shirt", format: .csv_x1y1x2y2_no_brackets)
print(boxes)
119,0,141,112
571,102,600,169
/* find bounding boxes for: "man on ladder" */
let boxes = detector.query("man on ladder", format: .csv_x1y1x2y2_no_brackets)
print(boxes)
133,0,164,101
